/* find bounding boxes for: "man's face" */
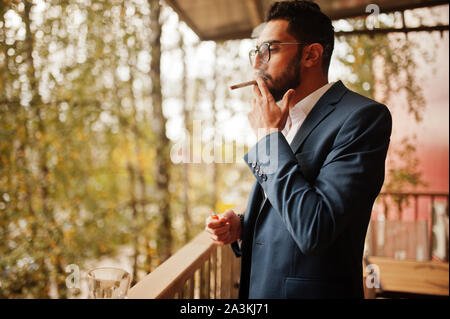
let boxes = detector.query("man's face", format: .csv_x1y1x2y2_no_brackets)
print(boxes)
253,19,302,102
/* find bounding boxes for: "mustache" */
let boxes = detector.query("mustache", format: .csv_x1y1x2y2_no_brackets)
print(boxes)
255,70,273,81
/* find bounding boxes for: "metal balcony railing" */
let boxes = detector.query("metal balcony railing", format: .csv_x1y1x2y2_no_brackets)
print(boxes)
367,192,449,261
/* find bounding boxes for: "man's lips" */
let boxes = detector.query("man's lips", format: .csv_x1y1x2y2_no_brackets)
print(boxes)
255,70,273,82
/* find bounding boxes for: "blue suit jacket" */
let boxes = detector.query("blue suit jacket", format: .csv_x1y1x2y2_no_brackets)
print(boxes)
232,80,392,299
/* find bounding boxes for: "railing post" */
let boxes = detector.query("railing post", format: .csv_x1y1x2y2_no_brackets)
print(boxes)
216,246,222,299
206,257,211,298
179,282,184,299
429,195,435,260
199,263,205,298
211,249,217,299
220,245,231,298
188,275,194,298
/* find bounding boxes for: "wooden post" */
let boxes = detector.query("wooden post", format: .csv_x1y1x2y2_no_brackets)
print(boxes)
429,195,435,260
212,249,217,299
189,276,194,299
199,263,204,298
221,246,231,298
206,257,211,299
217,246,222,298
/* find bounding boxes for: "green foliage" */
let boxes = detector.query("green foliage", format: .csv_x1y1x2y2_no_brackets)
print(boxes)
0,0,157,298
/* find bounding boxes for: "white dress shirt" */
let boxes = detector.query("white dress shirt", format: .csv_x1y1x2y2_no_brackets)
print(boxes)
281,81,336,145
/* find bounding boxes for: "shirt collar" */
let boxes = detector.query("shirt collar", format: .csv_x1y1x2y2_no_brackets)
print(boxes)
289,81,336,124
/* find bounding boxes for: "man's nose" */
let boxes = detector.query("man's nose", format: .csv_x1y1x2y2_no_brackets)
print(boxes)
252,53,262,69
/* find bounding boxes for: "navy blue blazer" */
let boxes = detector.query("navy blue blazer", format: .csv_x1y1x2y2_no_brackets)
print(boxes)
231,80,392,299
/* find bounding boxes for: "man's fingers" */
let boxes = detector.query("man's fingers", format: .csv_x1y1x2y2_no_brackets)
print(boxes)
252,82,262,99
251,98,257,110
255,76,272,102
206,224,230,236
208,229,230,244
216,233,231,246
281,89,295,114
206,217,226,229
222,209,235,219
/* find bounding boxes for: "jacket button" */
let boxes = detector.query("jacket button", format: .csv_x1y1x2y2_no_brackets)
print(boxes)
263,174,267,181
251,162,256,168
258,171,263,177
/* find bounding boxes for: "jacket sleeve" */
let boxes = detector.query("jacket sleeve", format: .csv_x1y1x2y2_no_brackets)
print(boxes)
244,103,392,255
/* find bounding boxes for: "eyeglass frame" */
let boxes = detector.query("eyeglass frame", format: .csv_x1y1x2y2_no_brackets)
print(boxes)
248,41,310,66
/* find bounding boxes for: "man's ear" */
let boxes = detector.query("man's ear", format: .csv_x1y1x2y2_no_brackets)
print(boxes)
302,43,324,68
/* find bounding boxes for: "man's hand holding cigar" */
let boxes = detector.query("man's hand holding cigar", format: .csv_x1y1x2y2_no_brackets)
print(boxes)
230,75,296,138
247,75,295,138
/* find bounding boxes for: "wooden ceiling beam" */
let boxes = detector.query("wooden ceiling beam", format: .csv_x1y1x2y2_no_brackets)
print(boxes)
245,0,264,28
326,0,449,20
335,24,449,37
165,0,449,41
165,0,206,40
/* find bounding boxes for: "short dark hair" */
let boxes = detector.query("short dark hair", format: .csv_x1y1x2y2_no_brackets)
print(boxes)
265,0,334,74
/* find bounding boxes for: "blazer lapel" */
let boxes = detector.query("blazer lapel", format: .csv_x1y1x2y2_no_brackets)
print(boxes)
290,80,348,154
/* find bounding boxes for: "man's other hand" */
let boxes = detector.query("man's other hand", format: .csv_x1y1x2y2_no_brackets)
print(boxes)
205,209,241,246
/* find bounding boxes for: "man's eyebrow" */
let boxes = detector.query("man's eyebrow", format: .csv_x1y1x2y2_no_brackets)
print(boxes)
256,40,281,46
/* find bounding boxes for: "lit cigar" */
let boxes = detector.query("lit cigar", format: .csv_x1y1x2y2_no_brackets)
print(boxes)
229,80,257,90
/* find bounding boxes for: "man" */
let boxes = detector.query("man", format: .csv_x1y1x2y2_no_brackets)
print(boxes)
206,1,391,299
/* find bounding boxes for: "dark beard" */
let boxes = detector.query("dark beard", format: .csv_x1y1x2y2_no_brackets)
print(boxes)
260,56,301,102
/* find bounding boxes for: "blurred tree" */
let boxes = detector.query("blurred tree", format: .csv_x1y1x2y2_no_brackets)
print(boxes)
0,0,156,297
178,23,193,242
149,0,172,263
211,43,220,212
336,11,436,204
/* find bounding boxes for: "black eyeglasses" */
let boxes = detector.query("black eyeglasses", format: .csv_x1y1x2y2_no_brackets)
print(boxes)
248,42,308,66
